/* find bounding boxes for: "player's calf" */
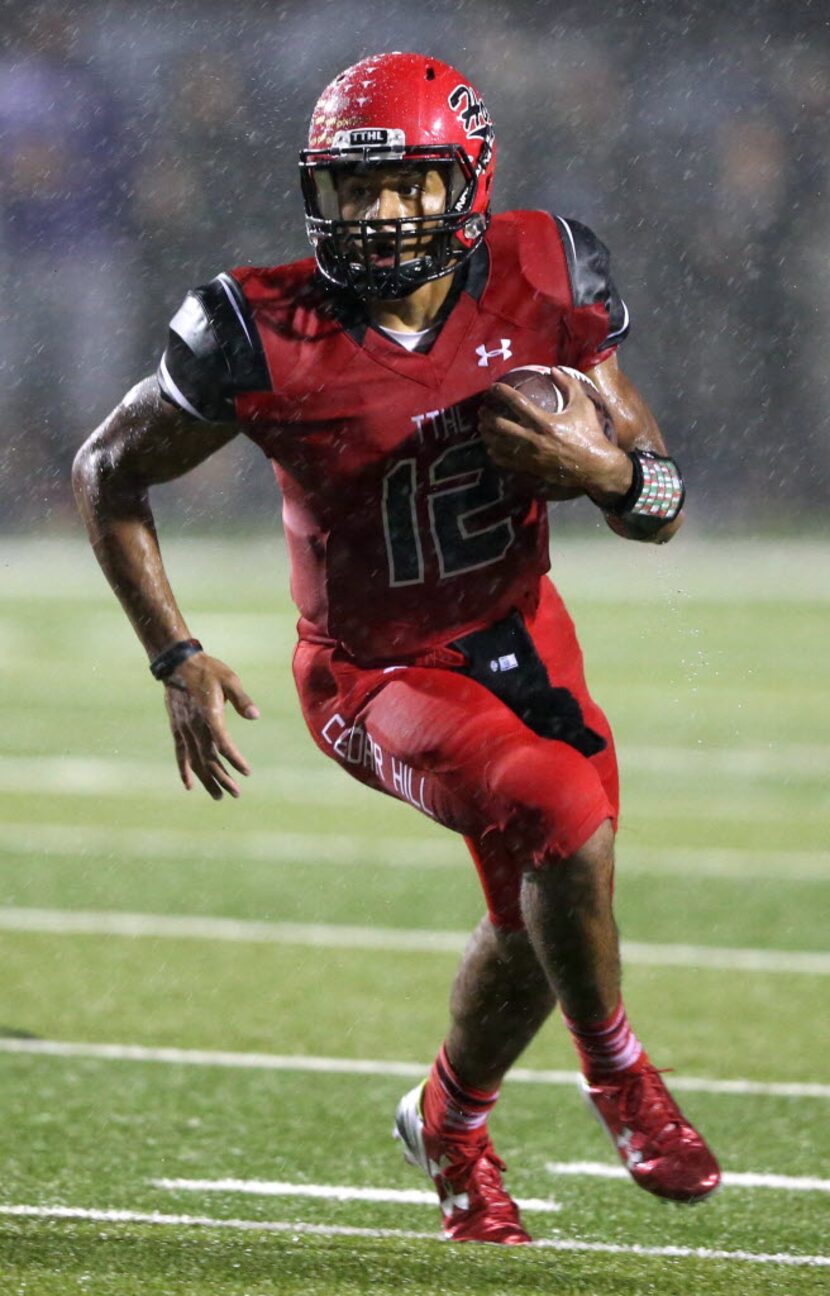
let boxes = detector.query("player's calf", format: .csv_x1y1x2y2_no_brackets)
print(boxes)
521,824,720,1203
519,820,620,1023
445,919,555,1092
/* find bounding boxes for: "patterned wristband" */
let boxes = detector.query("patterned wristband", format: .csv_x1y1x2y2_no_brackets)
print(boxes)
607,450,685,537
149,638,204,681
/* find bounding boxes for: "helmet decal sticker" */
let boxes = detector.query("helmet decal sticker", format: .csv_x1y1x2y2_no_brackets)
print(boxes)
448,84,493,143
331,128,407,155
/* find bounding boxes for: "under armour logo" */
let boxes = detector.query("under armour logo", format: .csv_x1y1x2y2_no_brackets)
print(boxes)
617,1128,644,1170
439,1188,471,1217
476,339,512,367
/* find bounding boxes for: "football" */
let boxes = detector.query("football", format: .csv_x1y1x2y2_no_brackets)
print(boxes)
494,365,617,500
497,365,617,441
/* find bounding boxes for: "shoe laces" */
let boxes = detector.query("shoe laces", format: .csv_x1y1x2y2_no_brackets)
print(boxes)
436,1134,516,1204
620,1066,687,1146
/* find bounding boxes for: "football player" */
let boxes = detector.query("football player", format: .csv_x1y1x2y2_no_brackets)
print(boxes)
73,52,719,1244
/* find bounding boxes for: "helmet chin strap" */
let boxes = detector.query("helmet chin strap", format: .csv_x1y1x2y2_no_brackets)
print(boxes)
336,246,445,300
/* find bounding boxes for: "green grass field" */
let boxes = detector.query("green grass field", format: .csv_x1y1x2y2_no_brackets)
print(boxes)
1,533,828,1295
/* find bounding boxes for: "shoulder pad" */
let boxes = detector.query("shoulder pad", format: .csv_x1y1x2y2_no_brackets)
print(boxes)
157,273,270,422
553,216,630,347
492,209,560,295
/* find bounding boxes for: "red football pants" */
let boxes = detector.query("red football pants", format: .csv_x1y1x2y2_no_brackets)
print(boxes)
292,579,619,931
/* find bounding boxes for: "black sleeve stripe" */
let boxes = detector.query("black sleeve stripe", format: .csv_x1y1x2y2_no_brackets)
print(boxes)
200,274,271,393
554,214,631,348
160,290,235,422
216,273,255,348
605,297,630,343
157,350,211,422
157,273,271,423
554,213,580,282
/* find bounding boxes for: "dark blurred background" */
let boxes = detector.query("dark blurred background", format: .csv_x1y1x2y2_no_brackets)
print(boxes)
1,0,828,533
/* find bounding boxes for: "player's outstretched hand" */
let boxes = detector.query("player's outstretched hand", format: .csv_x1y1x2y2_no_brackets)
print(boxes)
480,368,632,503
162,653,260,800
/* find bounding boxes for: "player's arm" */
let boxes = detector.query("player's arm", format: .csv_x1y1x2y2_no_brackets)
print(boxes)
585,351,684,543
73,377,259,800
480,369,633,506
480,368,683,544
73,376,238,658
74,273,271,798
585,352,664,454
481,215,683,543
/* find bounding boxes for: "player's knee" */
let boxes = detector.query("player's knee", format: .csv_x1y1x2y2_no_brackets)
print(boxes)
528,819,616,914
561,817,615,871
485,740,611,866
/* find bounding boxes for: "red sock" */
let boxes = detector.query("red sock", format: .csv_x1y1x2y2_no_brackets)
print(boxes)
422,1044,499,1137
563,1000,647,1082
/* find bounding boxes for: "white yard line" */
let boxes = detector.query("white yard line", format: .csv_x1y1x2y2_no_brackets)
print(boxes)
544,1162,830,1192
2,820,828,881
1,905,828,975
1,748,828,803
0,824,451,869
0,907,466,953
152,1177,562,1213
622,846,830,882
0,756,351,803
4,534,830,603
156,1167,830,1199
2,1038,828,1100
1,1203,827,1267
621,745,830,778
617,941,830,975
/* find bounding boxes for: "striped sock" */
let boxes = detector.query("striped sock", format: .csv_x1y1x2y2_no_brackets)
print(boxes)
422,1044,500,1137
563,1000,646,1081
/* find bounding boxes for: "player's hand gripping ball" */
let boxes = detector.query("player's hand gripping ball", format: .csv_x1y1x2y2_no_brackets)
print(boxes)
481,365,617,500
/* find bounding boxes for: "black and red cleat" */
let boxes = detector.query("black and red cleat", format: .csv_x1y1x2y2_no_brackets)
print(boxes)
394,1083,532,1244
581,1063,721,1203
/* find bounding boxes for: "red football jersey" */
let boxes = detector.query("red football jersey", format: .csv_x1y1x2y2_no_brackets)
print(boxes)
158,210,629,661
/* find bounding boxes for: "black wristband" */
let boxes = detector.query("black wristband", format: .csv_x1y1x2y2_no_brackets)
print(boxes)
609,450,645,516
149,638,204,681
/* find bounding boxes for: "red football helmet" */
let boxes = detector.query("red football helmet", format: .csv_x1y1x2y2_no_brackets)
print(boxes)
300,52,496,298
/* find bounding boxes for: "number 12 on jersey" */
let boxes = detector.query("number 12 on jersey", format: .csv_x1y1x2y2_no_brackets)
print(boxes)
382,439,516,586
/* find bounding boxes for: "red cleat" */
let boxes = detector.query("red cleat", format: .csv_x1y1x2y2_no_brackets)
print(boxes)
581,1064,721,1203
394,1083,532,1244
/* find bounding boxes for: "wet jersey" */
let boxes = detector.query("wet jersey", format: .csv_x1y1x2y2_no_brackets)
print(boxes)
158,210,629,661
